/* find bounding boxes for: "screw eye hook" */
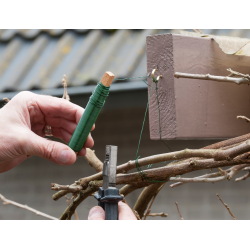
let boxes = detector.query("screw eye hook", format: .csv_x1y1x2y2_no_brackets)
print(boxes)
151,69,158,78
156,75,162,81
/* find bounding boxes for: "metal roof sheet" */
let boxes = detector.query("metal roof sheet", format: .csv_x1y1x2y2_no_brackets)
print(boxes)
0,29,249,97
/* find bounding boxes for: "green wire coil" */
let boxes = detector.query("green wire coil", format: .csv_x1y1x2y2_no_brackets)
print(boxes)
68,82,110,152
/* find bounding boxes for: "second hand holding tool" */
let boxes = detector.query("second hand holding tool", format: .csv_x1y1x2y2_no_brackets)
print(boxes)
94,145,123,220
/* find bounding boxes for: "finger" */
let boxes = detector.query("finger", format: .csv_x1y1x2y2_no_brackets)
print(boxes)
45,117,77,134
118,202,137,220
51,128,94,149
0,156,27,174
31,121,46,132
24,132,77,165
35,94,85,122
88,206,105,220
52,127,73,143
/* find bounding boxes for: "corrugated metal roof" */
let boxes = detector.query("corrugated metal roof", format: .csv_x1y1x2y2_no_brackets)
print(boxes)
0,29,169,94
0,29,249,96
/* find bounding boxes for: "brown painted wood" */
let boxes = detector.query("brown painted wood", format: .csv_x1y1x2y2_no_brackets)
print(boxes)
146,33,250,140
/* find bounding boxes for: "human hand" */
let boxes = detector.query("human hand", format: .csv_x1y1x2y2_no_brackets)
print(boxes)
0,91,94,173
88,201,137,220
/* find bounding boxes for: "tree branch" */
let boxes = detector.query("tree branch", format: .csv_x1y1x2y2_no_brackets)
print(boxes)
51,183,82,192
133,183,164,219
237,116,250,123
64,195,79,220
0,194,58,220
175,201,184,220
235,171,250,182
62,75,70,101
169,164,248,184
83,148,103,172
143,183,166,220
144,212,168,218
3,97,10,103
53,133,250,201
216,193,236,220
60,185,98,220
174,71,250,85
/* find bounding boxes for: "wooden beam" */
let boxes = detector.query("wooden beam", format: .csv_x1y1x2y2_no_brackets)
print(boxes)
146,34,250,139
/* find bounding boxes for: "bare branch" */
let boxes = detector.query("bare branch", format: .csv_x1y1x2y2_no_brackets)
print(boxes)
53,133,250,201
170,171,225,188
237,116,250,123
174,71,250,85
235,171,250,182
3,98,10,103
144,212,168,218
51,183,82,192
227,68,250,79
62,75,70,101
133,210,141,220
0,194,58,220
193,29,204,34
52,189,72,201
143,183,166,220
175,201,184,220
60,185,98,220
84,148,103,172
216,193,237,220
170,164,247,186
64,195,79,220
133,183,164,219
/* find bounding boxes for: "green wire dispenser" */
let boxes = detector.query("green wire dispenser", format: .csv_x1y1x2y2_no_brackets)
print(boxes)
68,71,115,153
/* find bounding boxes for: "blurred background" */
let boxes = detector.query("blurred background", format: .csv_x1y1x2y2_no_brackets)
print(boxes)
0,29,250,220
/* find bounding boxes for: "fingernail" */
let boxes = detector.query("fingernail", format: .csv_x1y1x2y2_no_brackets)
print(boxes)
60,150,72,164
88,207,103,220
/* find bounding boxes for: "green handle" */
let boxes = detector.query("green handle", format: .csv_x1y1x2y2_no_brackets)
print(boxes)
68,82,110,152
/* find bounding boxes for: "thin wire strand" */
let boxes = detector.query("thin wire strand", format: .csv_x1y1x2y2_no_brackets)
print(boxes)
115,75,171,182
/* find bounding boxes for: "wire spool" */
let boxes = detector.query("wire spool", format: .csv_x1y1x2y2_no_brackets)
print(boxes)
68,71,115,153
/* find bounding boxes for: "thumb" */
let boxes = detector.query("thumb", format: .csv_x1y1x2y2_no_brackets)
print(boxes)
118,201,137,220
88,206,105,220
25,133,77,165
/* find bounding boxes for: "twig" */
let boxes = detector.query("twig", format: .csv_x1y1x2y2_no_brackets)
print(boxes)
51,183,82,192
193,29,204,34
175,201,184,220
237,116,250,123
170,171,226,188
169,164,247,187
235,171,250,182
84,148,103,172
60,185,98,220
0,194,58,220
62,75,70,101
216,193,237,220
3,98,10,103
53,133,250,200
227,68,250,79
54,152,250,195
144,212,168,218
133,210,141,220
143,183,166,220
169,164,248,184
64,195,79,220
174,71,250,85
